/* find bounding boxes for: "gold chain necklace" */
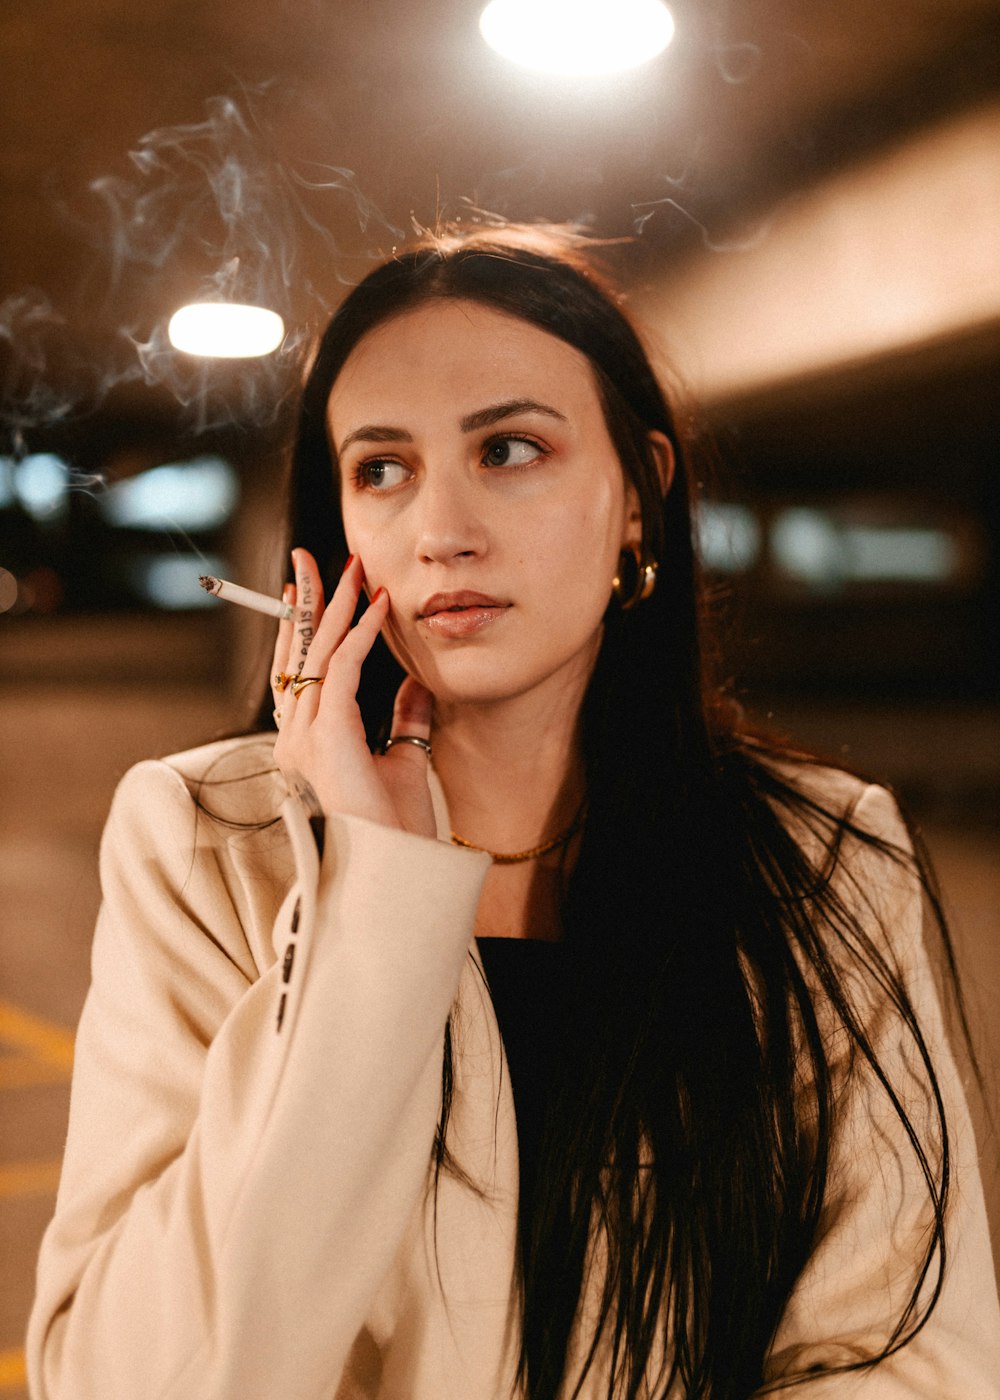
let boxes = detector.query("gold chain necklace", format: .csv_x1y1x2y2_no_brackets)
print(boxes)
450,807,586,865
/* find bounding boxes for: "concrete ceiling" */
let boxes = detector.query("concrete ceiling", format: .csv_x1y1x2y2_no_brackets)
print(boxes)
2,0,999,433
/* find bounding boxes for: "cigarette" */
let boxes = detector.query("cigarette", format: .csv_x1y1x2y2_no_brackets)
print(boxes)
199,575,294,621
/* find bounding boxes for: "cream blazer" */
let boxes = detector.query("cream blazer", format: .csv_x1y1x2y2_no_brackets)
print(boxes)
27,736,1000,1398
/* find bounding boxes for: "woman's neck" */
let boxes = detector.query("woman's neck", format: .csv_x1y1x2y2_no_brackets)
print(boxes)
430,686,586,856
431,688,586,941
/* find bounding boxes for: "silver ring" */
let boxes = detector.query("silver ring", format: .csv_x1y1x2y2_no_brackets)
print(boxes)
384,734,432,758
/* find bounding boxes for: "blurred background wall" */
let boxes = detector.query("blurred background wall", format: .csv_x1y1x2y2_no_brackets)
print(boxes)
1,2,998,1394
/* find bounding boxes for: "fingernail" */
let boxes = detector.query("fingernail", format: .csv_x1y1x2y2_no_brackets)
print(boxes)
342,553,354,575
291,548,300,569
371,586,386,603
282,583,294,604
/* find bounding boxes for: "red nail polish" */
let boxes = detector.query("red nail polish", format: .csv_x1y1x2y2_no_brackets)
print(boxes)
371,586,386,603
342,553,354,574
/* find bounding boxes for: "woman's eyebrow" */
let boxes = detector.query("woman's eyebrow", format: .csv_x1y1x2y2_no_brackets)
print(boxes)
337,424,413,454
336,399,566,455
459,399,567,432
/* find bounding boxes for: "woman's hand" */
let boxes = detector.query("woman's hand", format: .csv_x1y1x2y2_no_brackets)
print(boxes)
271,549,436,839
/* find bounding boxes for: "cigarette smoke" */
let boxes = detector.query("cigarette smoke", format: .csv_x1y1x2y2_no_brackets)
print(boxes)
632,194,772,253
1,59,797,452
0,292,95,456
1,90,402,449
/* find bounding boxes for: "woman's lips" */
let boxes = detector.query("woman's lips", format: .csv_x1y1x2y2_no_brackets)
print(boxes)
418,592,511,638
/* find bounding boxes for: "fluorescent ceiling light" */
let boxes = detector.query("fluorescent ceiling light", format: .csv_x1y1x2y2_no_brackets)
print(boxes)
479,0,674,76
769,509,963,589
14,453,70,521
168,303,284,358
101,456,238,532
698,502,761,574
127,553,226,610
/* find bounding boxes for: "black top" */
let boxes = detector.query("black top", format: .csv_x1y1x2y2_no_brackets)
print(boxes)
476,936,569,1248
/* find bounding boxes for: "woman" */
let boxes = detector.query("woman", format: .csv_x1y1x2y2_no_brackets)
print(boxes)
28,225,1000,1399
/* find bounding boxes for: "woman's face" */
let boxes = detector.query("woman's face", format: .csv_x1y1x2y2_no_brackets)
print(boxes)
328,297,642,712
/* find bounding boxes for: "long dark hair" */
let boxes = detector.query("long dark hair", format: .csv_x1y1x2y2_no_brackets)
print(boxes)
265,225,959,1399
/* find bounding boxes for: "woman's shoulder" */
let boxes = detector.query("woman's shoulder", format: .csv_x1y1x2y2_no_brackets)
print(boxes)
736,746,912,887
749,746,904,837
109,732,287,842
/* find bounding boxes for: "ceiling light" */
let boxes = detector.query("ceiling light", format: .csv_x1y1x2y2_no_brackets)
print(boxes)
167,303,284,358
100,456,238,532
127,553,227,610
14,453,70,521
479,0,674,76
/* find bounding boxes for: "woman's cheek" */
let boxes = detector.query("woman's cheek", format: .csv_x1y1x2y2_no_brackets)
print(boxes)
349,531,389,594
381,611,427,686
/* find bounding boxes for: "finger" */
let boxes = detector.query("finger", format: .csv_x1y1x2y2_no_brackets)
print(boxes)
285,557,369,722
319,586,390,700
270,582,297,711
301,551,367,671
387,675,433,750
381,674,436,838
289,548,325,677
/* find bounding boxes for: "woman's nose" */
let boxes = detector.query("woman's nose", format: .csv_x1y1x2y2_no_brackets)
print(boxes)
414,470,488,564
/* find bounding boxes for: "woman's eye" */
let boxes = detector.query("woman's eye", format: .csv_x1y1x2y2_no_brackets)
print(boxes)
356,459,410,492
483,436,544,469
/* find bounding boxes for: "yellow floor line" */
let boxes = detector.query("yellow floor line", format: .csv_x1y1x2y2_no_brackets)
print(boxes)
0,1005,69,1394
0,1001,74,1073
0,1158,61,1197
0,1347,26,1388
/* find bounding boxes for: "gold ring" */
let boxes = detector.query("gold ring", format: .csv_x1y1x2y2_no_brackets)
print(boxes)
272,707,282,726
273,671,296,693
291,676,325,699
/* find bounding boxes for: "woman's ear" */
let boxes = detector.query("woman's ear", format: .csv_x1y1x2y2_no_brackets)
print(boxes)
622,432,677,549
619,428,675,548
649,430,676,498
622,481,643,549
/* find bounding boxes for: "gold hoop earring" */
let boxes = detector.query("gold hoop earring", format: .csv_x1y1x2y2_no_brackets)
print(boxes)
612,545,658,610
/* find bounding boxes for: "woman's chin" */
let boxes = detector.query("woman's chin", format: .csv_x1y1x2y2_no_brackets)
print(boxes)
399,627,603,717
423,676,525,711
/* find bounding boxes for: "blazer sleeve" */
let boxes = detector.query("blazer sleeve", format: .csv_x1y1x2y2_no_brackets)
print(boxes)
763,783,1000,1396
26,757,491,1400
